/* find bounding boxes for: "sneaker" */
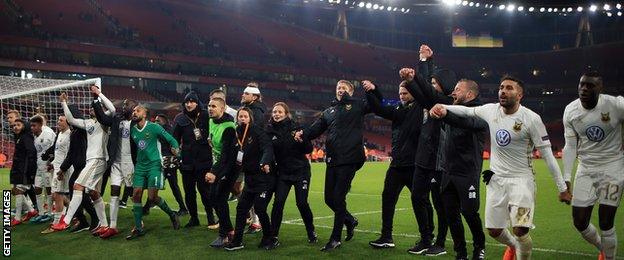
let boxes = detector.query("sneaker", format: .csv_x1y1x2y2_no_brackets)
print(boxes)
207,222,220,230
210,236,228,248
41,226,59,234
263,237,280,250
185,218,200,228
89,223,100,233
472,248,485,260
345,218,358,241
308,231,318,243
119,201,127,209
320,240,341,252
424,245,447,256
21,210,38,222
69,221,90,233
92,226,109,237
29,215,43,224
598,251,605,260
407,240,432,255
99,227,119,239
10,219,21,227
503,246,516,260
38,214,53,223
455,256,469,260
369,237,395,248
246,223,262,234
169,213,180,230
125,228,145,240
50,221,69,231
224,241,244,251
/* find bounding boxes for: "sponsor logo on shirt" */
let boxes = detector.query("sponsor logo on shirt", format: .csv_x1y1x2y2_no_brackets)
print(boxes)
495,129,512,147
138,140,147,150
585,126,605,142
87,125,95,135
121,127,130,138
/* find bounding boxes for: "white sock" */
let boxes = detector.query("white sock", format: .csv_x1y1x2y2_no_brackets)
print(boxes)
493,229,518,248
63,190,83,225
93,198,108,227
53,211,62,224
251,208,260,225
515,233,533,260
46,193,52,214
109,196,119,229
23,196,34,212
601,227,617,260
36,194,45,214
580,224,602,251
14,194,24,221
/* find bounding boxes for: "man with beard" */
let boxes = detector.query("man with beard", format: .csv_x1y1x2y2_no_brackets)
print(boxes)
173,91,217,228
430,76,572,260
125,105,181,239
90,86,138,239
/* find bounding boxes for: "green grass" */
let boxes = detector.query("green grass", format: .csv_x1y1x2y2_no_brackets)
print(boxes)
2,161,623,259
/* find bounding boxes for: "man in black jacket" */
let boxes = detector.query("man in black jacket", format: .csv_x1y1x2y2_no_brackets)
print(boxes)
362,80,423,249
435,79,487,260
173,91,216,228
205,97,238,247
9,118,37,226
400,44,453,256
152,114,187,216
91,86,138,239
294,80,371,251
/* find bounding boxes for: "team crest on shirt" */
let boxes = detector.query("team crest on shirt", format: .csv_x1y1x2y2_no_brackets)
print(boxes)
138,140,147,150
345,104,352,111
601,112,610,122
513,121,523,132
87,125,95,134
495,129,512,147
121,127,130,138
585,126,605,142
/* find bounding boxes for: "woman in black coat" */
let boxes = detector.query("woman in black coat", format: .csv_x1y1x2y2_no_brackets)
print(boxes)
224,107,276,251
10,118,37,226
267,102,316,243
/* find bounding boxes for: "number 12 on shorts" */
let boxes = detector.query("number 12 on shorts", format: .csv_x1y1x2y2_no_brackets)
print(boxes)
602,183,620,202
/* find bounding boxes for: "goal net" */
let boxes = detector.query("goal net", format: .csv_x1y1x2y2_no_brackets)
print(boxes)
0,76,101,168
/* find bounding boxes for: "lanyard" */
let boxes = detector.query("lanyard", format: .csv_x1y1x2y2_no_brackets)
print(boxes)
185,111,200,128
237,123,250,149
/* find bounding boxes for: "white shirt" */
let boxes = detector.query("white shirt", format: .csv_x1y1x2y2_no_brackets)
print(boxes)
563,94,624,167
35,125,56,171
62,102,109,161
52,129,71,168
116,119,133,163
448,103,551,178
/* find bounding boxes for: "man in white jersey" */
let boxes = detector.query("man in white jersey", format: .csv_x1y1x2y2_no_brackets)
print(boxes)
90,86,138,239
430,75,572,260
29,115,56,224
563,72,624,260
51,89,111,232
41,115,73,233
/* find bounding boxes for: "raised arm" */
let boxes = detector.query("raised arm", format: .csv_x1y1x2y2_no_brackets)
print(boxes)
303,112,328,141
61,94,87,129
442,110,488,130
363,81,394,120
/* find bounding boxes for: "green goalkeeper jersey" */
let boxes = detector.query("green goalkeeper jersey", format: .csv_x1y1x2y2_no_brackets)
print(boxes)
131,121,179,171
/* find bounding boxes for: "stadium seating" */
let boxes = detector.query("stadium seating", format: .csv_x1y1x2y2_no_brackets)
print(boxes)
104,85,158,102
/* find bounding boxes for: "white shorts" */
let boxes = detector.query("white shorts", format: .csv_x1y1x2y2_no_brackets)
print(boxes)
13,184,32,192
51,165,72,193
34,169,51,188
572,159,624,207
485,175,536,229
110,162,134,187
75,159,107,192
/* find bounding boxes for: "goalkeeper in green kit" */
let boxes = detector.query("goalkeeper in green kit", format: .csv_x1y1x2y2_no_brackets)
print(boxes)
126,105,181,240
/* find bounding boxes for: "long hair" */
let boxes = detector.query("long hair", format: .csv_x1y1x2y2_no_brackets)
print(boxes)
237,107,254,125
273,102,292,119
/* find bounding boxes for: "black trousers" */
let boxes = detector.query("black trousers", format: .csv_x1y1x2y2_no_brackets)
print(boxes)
181,168,215,224
412,165,448,245
164,168,186,211
442,175,485,257
271,176,314,237
233,189,273,243
68,166,97,225
325,163,361,241
380,166,417,240
211,176,236,237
